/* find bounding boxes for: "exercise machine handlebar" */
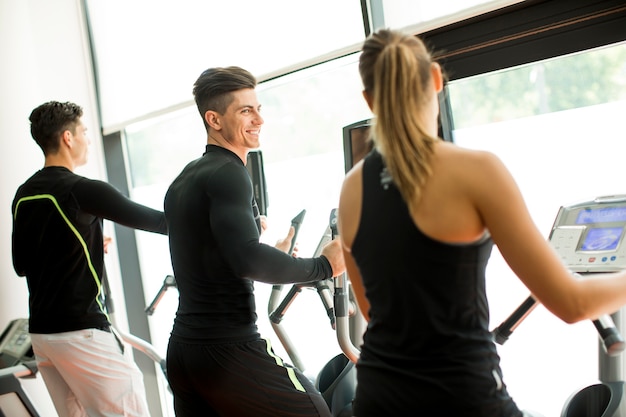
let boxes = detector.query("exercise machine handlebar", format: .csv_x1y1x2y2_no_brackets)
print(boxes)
492,294,625,356
329,208,362,363
145,275,177,316
491,295,538,345
334,273,361,363
0,360,38,379
117,328,168,378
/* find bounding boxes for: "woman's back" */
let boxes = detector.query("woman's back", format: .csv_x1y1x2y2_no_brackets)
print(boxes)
405,140,492,243
353,147,494,351
349,148,522,415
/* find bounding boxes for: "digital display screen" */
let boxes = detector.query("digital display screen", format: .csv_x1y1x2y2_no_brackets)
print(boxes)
580,227,624,251
343,120,373,174
349,126,373,169
576,207,626,224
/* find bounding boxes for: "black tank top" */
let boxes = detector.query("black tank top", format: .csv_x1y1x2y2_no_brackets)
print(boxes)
352,149,522,415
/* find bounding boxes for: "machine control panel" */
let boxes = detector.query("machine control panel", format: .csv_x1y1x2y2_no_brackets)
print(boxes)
549,195,626,272
0,319,32,368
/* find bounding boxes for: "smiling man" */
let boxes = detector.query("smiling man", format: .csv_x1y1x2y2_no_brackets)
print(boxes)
163,67,345,417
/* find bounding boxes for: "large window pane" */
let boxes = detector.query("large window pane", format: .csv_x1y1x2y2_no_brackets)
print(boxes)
448,42,626,417
86,0,365,131
383,0,522,31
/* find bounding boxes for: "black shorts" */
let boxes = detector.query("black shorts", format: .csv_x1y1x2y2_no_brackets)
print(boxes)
166,337,331,417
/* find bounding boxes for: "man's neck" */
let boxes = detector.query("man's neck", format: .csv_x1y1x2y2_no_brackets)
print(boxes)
44,153,74,171
206,135,248,164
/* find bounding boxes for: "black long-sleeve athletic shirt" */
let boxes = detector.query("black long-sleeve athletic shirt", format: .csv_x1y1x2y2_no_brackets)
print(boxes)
12,166,167,334
164,145,333,343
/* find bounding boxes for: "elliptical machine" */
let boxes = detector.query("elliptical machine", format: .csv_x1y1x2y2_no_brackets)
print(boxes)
493,195,626,417
267,209,364,417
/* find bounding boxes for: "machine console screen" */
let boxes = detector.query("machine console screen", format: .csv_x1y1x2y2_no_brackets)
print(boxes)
581,227,624,252
551,196,626,272
576,206,626,224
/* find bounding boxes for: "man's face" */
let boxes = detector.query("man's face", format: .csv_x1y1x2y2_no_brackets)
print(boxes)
70,119,90,167
218,88,264,151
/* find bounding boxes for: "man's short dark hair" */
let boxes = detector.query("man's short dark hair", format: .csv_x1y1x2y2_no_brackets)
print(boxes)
193,66,257,129
29,101,83,155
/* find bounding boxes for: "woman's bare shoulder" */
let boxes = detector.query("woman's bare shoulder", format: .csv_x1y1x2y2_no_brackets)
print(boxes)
439,141,498,160
436,141,504,178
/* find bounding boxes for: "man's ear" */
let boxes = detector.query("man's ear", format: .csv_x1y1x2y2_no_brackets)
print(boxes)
61,130,73,148
205,110,221,130
362,90,373,111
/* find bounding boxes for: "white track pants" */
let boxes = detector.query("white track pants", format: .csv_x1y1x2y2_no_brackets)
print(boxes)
30,329,150,417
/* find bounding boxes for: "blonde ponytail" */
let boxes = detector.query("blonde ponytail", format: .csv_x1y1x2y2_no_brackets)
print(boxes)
359,29,439,215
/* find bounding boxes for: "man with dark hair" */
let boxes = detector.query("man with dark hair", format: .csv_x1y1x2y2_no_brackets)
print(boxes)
12,100,167,417
164,66,345,417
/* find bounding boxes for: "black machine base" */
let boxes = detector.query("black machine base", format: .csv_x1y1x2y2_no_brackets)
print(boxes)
316,354,356,417
561,381,626,417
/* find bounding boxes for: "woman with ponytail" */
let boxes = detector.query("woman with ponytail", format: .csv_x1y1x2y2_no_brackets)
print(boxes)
338,28,626,416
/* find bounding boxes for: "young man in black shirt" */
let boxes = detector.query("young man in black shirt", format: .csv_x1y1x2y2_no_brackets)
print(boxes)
164,67,345,417
12,101,167,417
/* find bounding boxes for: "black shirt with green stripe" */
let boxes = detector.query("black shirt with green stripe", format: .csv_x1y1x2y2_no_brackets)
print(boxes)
12,166,167,334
